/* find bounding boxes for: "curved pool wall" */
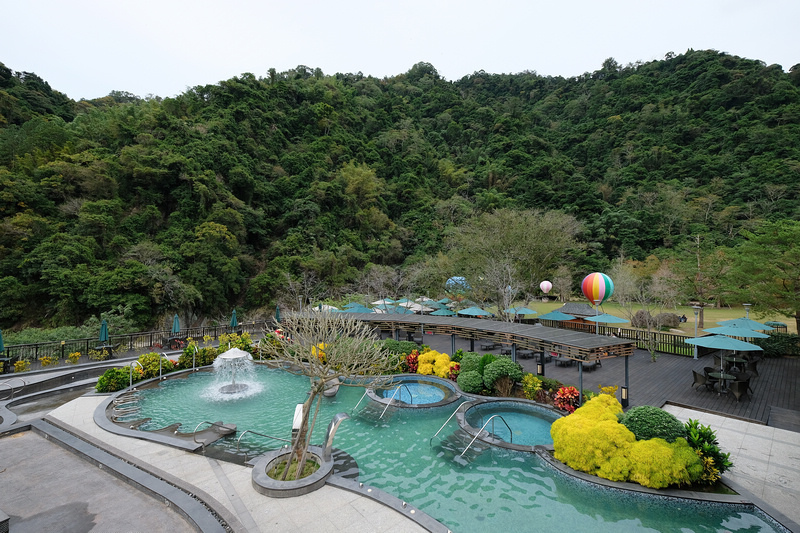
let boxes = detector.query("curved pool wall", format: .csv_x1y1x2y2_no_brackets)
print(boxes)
95,365,792,533
457,399,562,451
365,374,460,408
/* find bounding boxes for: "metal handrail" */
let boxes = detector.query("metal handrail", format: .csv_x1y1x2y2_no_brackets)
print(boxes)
390,383,413,404
128,361,143,388
429,403,465,446
0,377,26,400
192,420,236,452
236,429,291,461
380,385,408,419
460,415,513,458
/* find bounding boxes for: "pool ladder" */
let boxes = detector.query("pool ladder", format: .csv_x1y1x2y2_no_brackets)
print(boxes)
235,429,292,461
111,391,142,421
351,383,413,420
0,377,26,401
460,415,512,458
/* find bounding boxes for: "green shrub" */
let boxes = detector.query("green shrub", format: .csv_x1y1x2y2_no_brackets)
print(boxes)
620,406,686,442
177,346,218,369
138,352,174,379
382,339,419,356
754,333,800,358
538,376,563,392
457,370,484,394
459,352,483,374
451,349,465,363
522,373,542,400
684,419,733,478
477,353,496,375
483,358,523,394
96,367,136,393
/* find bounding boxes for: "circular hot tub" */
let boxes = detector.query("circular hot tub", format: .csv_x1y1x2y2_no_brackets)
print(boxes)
366,375,460,408
457,399,562,451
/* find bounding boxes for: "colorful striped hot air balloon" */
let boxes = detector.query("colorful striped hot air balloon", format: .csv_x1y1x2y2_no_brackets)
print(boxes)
581,272,614,306
539,280,552,294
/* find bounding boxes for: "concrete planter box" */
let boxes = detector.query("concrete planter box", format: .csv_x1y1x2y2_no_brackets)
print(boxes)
251,446,333,498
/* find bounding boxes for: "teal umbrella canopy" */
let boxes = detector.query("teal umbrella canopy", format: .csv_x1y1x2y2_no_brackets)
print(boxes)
344,305,373,313
1,329,6,352
537,311,576,321
703,326,769,338
584,313,628,324
717,318,774,331
430,308,456,316
99,319,110,343
230,309,238,328
505,306,537,315
343,302,363,309
457,306,492,317
684,335,763,351
437,297,452,304
275,305,281,324
171,314,181,335
393,305,415,314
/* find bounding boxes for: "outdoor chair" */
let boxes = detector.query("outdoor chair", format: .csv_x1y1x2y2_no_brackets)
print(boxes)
746,359,759,377
713,354,730,372
703,367,720,392
731,372,755,393
691,370,708,391
728,378,751,402
580,360,598,372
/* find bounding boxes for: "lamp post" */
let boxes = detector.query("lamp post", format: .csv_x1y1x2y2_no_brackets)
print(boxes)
743,303,751,319
692,305,701,360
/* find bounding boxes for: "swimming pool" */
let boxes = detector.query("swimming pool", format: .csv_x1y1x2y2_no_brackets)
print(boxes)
461,399,560,448
128,366,788,533
366,374,460,408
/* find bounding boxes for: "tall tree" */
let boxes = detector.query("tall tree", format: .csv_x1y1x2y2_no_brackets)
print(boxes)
727,220,800,331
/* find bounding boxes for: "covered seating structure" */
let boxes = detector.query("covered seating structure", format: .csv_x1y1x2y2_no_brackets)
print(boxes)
339,313,637,406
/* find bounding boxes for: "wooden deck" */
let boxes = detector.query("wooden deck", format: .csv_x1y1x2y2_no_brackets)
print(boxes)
422,334,800,431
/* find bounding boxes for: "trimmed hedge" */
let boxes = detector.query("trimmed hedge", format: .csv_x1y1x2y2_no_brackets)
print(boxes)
620,405,686,443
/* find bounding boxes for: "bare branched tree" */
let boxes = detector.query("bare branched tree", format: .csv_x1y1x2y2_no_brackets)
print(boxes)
258,312,392,479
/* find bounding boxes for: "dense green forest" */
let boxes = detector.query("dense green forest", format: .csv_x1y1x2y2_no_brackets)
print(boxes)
1,50,799,331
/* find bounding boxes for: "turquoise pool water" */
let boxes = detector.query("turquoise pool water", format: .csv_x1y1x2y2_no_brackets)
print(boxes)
464,401,558,446
132,366,786,533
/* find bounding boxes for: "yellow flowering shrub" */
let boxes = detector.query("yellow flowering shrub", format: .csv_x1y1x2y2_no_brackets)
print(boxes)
432,352,451,378
627,438,703,489
551,395,703,488
417,362,434,375
417,350,436,366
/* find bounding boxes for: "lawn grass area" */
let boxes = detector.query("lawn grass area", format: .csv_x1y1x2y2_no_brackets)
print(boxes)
501,300,796,335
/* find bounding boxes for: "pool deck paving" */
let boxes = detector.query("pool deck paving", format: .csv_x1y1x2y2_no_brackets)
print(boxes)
2,332,800,532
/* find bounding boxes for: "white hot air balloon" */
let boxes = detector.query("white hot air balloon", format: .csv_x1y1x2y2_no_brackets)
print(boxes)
540,280,552,294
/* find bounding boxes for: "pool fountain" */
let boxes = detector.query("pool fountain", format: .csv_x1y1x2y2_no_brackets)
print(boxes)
212,348,258,397
105,367,790,533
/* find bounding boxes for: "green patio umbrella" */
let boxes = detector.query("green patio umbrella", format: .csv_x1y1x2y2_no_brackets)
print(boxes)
584,313,628,323
99,319,110,344
171,314,181,335
457,306,492,317
504,306,537,315
230,309,238,328
430,308,456,316
703,326,769,338
717,318,774,331
684,335,763,351
437,297,452,304
0,329,5,353
343,302,363,309
537,310,576,321
275,304,281,324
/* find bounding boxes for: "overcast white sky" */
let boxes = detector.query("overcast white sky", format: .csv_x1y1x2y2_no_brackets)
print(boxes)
3,0,798,101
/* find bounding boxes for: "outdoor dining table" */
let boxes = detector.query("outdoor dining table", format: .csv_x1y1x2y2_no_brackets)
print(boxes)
724,356,747,373
709,372,735,394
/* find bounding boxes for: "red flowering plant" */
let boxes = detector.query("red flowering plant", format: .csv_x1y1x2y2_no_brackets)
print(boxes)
554,386,580,413
448,362,461,381
405,350,419,373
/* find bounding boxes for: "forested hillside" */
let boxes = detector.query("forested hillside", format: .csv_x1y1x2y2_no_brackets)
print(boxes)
1,50,799,330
